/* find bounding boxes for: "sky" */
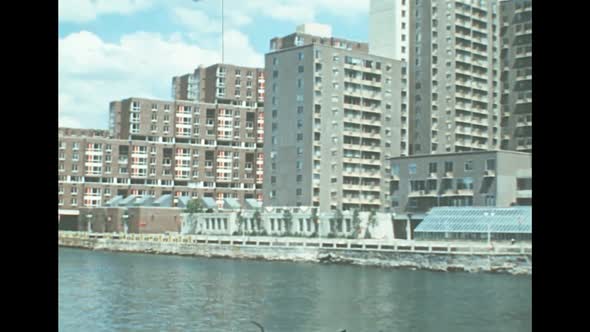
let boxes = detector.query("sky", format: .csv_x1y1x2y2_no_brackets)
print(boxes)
58,0,370,129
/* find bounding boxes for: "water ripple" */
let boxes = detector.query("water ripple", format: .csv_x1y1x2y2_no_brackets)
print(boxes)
59,248,531,332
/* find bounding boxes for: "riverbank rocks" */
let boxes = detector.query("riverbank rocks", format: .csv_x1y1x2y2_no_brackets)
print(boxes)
59,236,531,276
318,253,354,264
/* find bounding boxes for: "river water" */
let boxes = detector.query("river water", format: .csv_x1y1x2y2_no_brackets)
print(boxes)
59,247,531,332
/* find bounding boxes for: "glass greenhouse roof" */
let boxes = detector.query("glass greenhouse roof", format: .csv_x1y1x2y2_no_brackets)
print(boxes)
415,207,532,234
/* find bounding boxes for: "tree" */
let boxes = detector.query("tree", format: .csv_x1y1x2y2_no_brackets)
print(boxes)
282,209,293,236
184,199,204,234
334,208,344,235
311,208,319,237
236,210,245,236
365,210,378,239
253,209,263,234
185,199,204,215
351,209,361,238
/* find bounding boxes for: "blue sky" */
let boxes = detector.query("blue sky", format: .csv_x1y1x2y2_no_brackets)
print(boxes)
58,0,370,129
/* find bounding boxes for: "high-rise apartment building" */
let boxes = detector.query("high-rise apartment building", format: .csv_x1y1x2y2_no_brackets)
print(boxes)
60,97,265,211
370,0,502,155
499,0,532,152
172,63,265,109
369,0,411,156
264,24,402,212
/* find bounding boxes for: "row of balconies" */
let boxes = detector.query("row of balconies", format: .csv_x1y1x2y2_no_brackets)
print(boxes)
408,189,475,197
342,62,382,75
342,157,381,166
342,130,381,139
342,169,381,178
341,196,381,204
455,114,490,125
342,144,381,152
454,140,488,149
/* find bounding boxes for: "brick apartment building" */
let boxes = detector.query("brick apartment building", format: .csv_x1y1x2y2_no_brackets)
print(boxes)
171,63,265,109
59,98,265,212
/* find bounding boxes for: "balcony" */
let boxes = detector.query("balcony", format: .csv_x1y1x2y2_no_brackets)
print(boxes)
408,190,438,198
455,67,472,76
359,117,379,126
442,172,454,178
342,196,362,204
455,18,471,29
470,107,489,115
360,197,381,205
343,169,361,177
441,189,474,196
342,183,362,191
362,90,381,99
516,121,533,128
359,158,381,166
360,130,380,139
516,95,533,105
516,73,532,81
358,145,381,152
483,169,496,177
344,103,364,112
517,190,532,199
471,130,489,138
360,170,381,178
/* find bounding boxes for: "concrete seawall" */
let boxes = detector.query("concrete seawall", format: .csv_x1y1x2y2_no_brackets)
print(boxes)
59,232,532,276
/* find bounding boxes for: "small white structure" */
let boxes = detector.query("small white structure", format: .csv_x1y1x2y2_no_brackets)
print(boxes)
181,206,394,240
296,23,332,38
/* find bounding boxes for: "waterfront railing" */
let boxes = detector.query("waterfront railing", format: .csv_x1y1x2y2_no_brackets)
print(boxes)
58,231,532,255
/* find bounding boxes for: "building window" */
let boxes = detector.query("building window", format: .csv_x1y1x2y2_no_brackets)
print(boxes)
408,163,416,175
485,195,496,206
486,159,496,171
429,162,437,174
444,161,453,173
391,164,400,176
464,160,474,172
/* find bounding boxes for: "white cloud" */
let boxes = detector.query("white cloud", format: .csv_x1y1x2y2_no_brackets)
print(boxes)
59,116,83,128
58,30,263,129
59,0,155,23
172,7,221,34
240,0,370,24
171,0,369,28
172,6,254,34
